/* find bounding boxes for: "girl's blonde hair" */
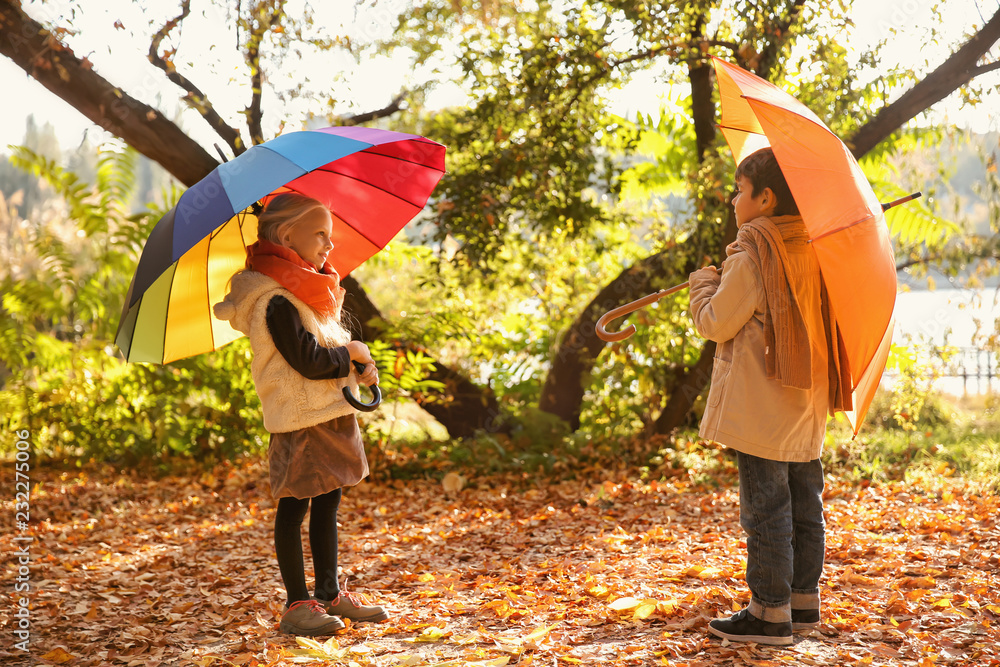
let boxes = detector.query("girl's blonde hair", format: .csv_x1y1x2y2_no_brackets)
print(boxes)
257,192,330,245
251,192,353,338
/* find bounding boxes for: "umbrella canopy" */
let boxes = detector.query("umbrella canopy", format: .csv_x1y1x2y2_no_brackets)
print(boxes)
712,57,897,433
116,126,446,364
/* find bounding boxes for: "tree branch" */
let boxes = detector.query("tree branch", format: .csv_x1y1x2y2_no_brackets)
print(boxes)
341,275,507,438
148,0,246,156
848,7,1000,158
0,0,504,440
342,92,407,125
0,0,218,187
753,0,807,79
972,59,1000,77
242,1,284,146
895,246,1000,272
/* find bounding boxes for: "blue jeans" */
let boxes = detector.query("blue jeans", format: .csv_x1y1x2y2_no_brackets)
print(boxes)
737,451,825,623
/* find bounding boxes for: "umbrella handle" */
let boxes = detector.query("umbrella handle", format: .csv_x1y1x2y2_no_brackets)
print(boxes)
343,360,382,412
596,281,691,342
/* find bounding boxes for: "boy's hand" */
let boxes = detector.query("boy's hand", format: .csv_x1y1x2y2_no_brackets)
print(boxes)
690,265,722,286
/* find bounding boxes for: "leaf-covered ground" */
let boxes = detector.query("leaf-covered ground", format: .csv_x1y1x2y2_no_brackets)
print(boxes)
2,455,999,667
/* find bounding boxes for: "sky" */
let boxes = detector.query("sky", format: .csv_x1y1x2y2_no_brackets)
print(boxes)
0,0,998,154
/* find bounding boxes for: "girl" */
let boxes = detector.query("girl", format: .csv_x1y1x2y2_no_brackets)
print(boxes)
214,193,389,636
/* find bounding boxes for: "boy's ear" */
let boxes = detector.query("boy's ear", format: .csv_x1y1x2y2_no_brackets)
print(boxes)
760,186,778,213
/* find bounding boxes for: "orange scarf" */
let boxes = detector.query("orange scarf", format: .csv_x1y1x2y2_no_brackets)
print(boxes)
246,239,345,319
726,215,811,390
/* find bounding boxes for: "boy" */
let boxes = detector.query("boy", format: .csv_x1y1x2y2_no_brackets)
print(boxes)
688,147,845,646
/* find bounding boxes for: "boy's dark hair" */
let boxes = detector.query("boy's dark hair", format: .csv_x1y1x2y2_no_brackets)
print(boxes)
735,147,800,216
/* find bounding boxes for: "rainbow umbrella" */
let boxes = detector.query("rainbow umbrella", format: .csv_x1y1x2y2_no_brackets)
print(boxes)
116,126,445,364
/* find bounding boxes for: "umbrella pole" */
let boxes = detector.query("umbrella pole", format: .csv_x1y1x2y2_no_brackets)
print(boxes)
596,281,690,342
881,191,922,211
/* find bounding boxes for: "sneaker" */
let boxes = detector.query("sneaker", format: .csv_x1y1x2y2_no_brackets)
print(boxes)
708,608,793,646
792,608,820,631
318,588,389,623
279,599,346,636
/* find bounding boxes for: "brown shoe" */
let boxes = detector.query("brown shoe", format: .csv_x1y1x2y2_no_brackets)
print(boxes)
319,589,389,623
279,599,346,635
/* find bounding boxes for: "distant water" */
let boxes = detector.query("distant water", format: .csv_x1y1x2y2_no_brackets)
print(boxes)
891,288,1000,395
893,288,1000,345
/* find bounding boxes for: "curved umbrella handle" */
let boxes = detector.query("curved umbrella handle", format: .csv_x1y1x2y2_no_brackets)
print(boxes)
343,360,382,412
595,281,691,342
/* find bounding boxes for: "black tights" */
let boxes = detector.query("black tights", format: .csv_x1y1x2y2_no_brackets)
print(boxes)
274,488,342,606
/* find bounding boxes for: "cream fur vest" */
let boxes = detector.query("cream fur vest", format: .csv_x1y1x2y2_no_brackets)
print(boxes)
213,270,359,433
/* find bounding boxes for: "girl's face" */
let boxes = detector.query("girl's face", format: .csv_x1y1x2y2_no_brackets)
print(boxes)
283,207,334,270
732,175,776,226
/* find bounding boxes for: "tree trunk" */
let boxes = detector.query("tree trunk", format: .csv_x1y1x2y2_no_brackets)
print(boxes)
539,33,727,431
651,340,715,434
341,276,506,438
0,0,218,187
539,252,679,429
0,0,501,439
537,7,1000,435
848,7,1000,158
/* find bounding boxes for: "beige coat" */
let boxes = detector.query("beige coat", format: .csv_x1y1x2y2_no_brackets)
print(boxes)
213,270,360,434
689,218,831,462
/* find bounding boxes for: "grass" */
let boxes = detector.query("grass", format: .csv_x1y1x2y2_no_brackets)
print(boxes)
823,390,1000,492
363,387,1000,495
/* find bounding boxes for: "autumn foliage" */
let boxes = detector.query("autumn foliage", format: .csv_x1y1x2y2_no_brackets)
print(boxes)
2,453,998,667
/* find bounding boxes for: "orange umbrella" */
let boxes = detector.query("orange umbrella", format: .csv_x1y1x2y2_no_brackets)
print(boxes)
711,56,896,433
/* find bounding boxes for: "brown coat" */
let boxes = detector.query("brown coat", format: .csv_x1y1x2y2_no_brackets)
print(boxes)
689,215,832,462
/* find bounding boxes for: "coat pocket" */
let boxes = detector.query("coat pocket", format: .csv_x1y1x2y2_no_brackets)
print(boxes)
708,357,731,408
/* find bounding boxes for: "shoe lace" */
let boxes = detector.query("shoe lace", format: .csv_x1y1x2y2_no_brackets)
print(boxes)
339,581,371,607
290,599,327,614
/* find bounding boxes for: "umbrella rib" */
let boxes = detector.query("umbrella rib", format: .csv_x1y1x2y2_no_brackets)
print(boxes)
158,265,174,364
807,215,876,243
311,154,445,207
206,229,215,353
125,295,143,362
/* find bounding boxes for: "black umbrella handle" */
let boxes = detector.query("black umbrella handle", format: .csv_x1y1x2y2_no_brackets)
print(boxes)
343,360,382,412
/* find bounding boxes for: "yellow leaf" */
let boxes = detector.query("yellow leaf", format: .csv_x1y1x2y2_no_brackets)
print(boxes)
587,584,610,598
523,623,559,642
842,566,877,586
418,572,436,583
900,576,936,589
656,599,681,616
634,602,658,619
41,648,75,664
295,636,328,651
609,597,641,611
409,625,452,642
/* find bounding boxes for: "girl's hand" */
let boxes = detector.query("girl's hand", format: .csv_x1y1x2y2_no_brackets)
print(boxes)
345,341,379,385
357,363,379,386
346,340,374,365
